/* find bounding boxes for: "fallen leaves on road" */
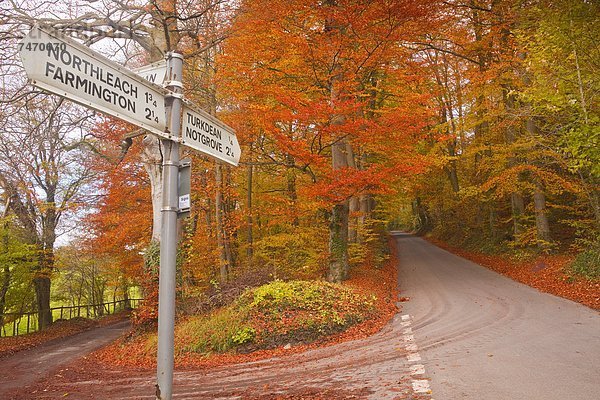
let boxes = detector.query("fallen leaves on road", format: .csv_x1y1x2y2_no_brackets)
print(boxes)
230,387,371,399
427,238,600,310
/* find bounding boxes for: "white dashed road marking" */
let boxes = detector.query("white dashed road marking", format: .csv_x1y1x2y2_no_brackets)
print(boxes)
400,314,433,397
412,379,431,393
406,343,418,352
410,364,426,375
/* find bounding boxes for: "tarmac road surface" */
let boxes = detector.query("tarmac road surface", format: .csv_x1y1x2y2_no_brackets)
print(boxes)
395,233,600,400
0,320,130,398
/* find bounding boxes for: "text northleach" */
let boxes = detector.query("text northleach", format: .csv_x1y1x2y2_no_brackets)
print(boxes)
43,47,138,113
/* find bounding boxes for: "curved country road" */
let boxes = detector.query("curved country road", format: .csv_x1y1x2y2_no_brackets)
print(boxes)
5,234,600,399
396,233,600,399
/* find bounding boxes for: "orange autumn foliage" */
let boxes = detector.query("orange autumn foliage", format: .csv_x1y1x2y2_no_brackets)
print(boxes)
218,0,437,213
83,119,153,298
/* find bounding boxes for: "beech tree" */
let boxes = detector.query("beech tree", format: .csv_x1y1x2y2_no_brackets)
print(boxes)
0,96,94,328
219,0,435,282
397,0,599,253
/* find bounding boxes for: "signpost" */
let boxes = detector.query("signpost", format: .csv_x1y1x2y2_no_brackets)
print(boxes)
19,24,241,400
19,25,170,138
155,53,182,400
182,102,241,166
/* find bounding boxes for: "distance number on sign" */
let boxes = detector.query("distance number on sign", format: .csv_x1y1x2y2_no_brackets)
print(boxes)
144,92,159,123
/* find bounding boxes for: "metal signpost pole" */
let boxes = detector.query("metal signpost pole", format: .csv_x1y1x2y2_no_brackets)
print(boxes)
156,52,183,400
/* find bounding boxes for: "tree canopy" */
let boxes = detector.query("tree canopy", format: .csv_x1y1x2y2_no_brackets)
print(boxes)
0,0,597,331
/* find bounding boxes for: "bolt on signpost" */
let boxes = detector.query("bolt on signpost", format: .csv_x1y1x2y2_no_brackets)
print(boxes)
20,24,240,400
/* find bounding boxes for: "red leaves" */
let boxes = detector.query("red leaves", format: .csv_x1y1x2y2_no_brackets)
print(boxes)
82,118,151,284
305,166,391,204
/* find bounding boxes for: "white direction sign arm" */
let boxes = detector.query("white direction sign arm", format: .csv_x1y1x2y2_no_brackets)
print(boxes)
181,101,241,166
133,60,167,85
19,25,170,138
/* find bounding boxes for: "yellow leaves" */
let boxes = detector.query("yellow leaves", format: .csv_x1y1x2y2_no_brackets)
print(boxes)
481,164,582,199
457,185,483,199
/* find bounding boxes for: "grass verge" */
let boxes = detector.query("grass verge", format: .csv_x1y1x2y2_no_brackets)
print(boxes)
569,244,600,280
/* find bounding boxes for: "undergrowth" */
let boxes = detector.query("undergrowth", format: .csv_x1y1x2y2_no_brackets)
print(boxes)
569,244,600,280
175,280,376,355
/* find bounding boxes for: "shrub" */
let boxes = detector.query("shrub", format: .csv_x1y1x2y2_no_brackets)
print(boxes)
175,280,375,355
570,244,600,280
177,307,253,354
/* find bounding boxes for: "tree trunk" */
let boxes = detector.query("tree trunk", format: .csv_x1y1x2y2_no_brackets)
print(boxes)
122,277,131,310
0,220,10,326
346,142,359,243
285,154,299,227
446,141,460,193
431,62,460,194
522,98,552,246
90,271,96,316
224,167,235,269
200,171,213,235
246,157,254,263
328,136,350,282
511,192,526,238
215,162,229,282
0,264,9,327
589,184,600,231
325,0,350,282
328,139,350,283
471,5,490,143
329,201,349,283
357,150,375,242
503,86,528,240
34,275,52,329
413,197,431,235
142,136,164,242
348,196,359,243
357,193,375,243
572,37,589,124
36,193,57,329
488,202,497,241
446,162,460,193
533,180,551,244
